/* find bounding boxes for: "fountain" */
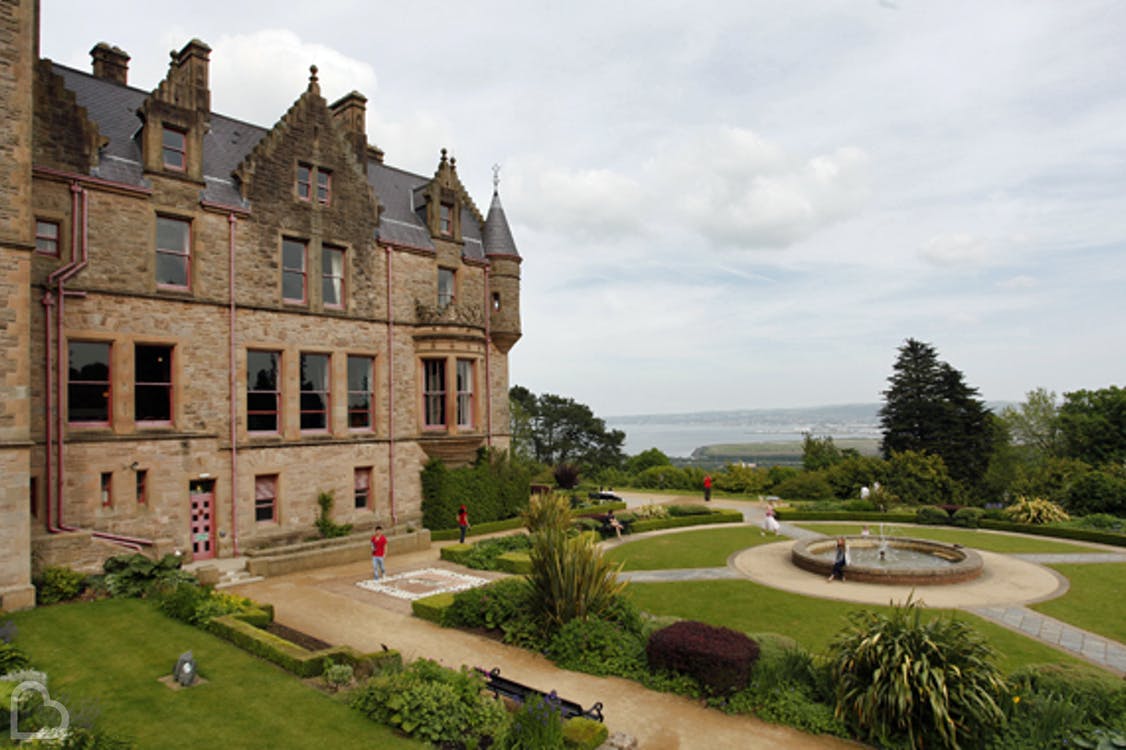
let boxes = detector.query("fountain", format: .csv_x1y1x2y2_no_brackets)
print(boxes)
790,529,983,585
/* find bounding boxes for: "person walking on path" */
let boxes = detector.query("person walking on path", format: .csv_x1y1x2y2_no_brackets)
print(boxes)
703,474,713,502
762,503,780,535
828,536,850,582
457,504,470,544
370,525,388,581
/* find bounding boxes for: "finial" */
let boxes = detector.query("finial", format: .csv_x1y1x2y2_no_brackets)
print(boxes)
450,156,457,169
308,65,320,94
492,164,501,193
440,147,448,164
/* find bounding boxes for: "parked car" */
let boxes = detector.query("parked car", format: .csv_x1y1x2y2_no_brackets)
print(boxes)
588,490,622,502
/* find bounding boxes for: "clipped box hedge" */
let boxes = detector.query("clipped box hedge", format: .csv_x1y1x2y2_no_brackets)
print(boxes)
411,592,456,624
563,717,609,749
979,520,1126,548
431,517,524,541
206,611,400,678
496,551,531,574
439,544,475,564
629,508,743,533
774,511,917,524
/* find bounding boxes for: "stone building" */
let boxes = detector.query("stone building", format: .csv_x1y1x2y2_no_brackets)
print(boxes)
0,0,522,608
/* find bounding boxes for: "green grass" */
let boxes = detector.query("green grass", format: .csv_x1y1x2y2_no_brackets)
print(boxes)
604,526,780,570
4,598,420,750
1031,563,1126,645
793,523,1108,554
626,579,1111,676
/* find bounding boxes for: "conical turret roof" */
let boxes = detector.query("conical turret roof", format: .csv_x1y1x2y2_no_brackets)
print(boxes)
483,190,520,258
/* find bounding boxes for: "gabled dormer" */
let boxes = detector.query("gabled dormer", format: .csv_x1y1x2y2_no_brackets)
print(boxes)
417,149,484,244
137,39,211,182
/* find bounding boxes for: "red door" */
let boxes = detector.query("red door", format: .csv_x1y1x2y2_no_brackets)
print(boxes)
189,480,216,560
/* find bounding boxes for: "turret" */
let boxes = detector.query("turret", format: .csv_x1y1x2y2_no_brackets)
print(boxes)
483,174,521,353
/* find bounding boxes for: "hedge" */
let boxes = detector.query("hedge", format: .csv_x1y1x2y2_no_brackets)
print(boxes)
412,592,456,624
774,511,917,524
207,612,400,677
979,520,1126,548
563,717,609,750
421,451,533,531
629,508,743,533
496,551,532,574
430,502,627,540
439,544,475,564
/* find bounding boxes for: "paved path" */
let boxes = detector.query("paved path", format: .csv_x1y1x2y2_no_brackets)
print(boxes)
1014,552,1126,564
968,605,1126,674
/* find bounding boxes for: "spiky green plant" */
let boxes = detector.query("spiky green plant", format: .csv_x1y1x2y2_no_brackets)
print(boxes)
522,492,572,535
527,527,626,631
1004,496,1070,525
828,595,1005,749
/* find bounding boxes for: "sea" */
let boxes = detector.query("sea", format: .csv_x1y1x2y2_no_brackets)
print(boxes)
606,404,883,458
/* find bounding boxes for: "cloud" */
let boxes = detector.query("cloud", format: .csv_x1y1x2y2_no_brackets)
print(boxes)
209,29,378,127
918,233,991,267
996,274,1038,290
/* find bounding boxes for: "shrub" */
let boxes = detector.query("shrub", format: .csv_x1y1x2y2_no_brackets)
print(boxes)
634,465,691,490
827,596,1005,749
322,658,354,691
35,566,87,605
665,504,712,517
885,450,961,506
562,717,608,750
1064,470,1126,517
498,693,565,750
522,493,573,535
528,526,626,631
1072,513,1125,532
314,490,353,539
553,463,581,490
349,659,509,747
421,450,533,530
459,534,532,571
1005,496,1070,525
158,582,254,626
0,640,30,673
547,617,647,678
773,472,834,501
646,620,760,695
444,577,531,632
915,505,950,525
411,592,455,624
628,504,669,520
103,553,194,598
952,507,985,528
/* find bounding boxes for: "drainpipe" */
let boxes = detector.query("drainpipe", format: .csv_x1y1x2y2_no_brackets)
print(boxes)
484,265,492,448
41,289,55,531
384,244,396,525
44,183,151,549
228,212,240,556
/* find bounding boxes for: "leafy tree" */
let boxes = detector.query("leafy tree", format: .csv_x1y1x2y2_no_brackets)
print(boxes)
509,387,625,472
879,339,994,488
509,384,538,461
626,447,671,474
1057,386,1126,466
802,433,842,471
885,450,961,506
1000,387,1061,457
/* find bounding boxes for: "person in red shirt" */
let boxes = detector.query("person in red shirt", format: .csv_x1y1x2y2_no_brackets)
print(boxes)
457,505,470,544
370,525,388,581
703,474,713,502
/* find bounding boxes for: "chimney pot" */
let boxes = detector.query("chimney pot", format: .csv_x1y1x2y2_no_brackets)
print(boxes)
90,42,130,85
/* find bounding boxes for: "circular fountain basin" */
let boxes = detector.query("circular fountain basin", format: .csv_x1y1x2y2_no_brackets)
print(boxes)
791,536,983,585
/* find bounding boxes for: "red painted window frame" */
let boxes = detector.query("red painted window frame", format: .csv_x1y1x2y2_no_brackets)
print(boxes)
135,343,174,425
299,352,331,432
136,469,148,505
354,467,372,509
456,358,475,429
67,340,112,426
100,472,113,508
247,349,281,434
423,358,447,429
322,245,345,309
254,474,278,523
282,238,307,304
347,355,374,430
162,127,187,172
35,219,60,256
296,163,312,201
156,216,191,291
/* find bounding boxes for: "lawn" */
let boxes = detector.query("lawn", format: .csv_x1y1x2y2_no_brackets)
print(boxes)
625,579,1112,676
792,523,1107,554
4,598,421,750
604,526,779,570
1031,563,1126,645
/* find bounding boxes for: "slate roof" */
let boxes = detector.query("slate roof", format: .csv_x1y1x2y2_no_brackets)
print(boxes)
483,190,520,258
48,61,515,259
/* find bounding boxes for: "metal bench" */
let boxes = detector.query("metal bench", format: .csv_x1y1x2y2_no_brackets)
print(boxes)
474,667,604,722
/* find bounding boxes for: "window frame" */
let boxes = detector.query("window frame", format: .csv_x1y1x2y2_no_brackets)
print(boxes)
299,352,331,432
316,169,332,205
437,267,456,308
322,244,345,309
100,472,113,508
347,355,374,431
423,358,447,429
35,219,60,257
354,467,372,510
254,474,278,523
162,126,187,172
155,215,191,291
247,349,281,434
456,358,475,429
439,202,453,236
282,237,308,304
134,343,173,425
296,163,312,201
136,469,148,505
67,340,112,426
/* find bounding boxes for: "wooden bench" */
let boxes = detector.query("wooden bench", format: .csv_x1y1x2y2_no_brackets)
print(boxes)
475,667,604,722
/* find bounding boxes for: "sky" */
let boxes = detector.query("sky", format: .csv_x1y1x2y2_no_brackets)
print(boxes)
39,0,1126,417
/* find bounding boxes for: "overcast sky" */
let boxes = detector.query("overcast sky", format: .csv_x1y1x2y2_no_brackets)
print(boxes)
40,1,1126,417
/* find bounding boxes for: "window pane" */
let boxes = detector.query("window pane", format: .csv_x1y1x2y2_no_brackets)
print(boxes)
283,239,306,302
68,341,110,422
157,218,188,251
322,247,344,307
300,353,329,430
247,350,279,432
156,253,188,287
438,268,455,307
135,385,171,421
247,351,278,389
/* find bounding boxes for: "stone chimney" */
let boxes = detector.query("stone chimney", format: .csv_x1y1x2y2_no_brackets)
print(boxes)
163,38,211,114
90,43,130,85
330,90,368,164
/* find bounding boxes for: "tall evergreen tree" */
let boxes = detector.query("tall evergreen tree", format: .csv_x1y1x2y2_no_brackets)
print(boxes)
879,339,994,487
